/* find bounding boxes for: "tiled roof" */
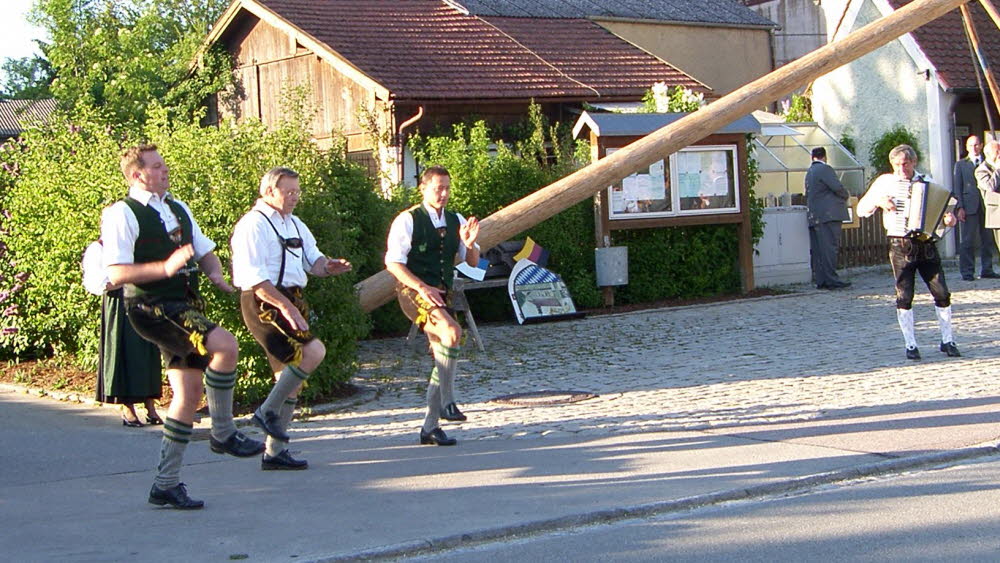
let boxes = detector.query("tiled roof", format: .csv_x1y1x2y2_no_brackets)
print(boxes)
888,1,1000,91
253,0,707,101
0,98,57,138
452,0,776,27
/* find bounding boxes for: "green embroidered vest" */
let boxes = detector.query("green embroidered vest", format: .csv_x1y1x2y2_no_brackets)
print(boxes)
407,205,460,289
122,196,199,299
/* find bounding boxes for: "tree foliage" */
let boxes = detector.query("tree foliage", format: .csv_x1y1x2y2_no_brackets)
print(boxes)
0,53,55,100
30,0,230,126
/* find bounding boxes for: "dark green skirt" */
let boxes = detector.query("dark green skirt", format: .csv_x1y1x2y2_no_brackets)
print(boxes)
96,289,162,404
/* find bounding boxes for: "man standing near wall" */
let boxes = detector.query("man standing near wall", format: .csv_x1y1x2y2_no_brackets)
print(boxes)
974,140,1000,255
806,147,851,289
952,135,998,281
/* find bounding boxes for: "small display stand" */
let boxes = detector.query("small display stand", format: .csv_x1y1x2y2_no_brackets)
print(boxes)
508,259,584,325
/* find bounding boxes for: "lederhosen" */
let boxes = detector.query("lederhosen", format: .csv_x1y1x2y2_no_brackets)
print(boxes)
122,196,218,370
239,211,315,366
888,174,951,309
396,205,460,329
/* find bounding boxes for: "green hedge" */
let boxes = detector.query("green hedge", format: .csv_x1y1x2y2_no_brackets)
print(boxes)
0,107,384,405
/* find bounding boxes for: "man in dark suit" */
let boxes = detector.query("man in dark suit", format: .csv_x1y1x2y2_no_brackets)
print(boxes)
806,147,851,289
952,135,998,281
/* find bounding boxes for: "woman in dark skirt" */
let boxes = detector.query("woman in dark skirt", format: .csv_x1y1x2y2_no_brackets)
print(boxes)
96,288,164,426
86,241,163,427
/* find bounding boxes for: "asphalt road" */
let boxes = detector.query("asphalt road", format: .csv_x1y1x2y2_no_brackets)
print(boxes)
405,456,1000,562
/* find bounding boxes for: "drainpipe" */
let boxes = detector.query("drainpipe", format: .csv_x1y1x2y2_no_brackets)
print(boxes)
396,106,424,187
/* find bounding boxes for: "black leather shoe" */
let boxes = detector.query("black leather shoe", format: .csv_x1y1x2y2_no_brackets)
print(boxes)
829,280,852,289
210,430,265,457
905,346,921,360
940,341,961,357
962,275,975,281
441,402,467,422
982,271,1000,279
262,449,308,471
148,483,204,509
252,409,289,441
420,427,457,446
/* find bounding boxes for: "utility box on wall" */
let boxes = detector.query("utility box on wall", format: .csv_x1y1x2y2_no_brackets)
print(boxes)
595,246,628,286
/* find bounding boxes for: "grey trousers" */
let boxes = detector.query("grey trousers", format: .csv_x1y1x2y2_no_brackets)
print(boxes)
809,221,844,287
958,211,997,277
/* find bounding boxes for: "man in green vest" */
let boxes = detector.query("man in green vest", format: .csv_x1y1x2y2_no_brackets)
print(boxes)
385,166,480,446
102,144,264,509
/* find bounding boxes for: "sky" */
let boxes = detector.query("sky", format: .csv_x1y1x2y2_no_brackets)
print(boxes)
0,0,47,63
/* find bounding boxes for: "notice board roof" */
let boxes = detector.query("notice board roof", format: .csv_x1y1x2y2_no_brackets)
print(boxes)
572,111,761,140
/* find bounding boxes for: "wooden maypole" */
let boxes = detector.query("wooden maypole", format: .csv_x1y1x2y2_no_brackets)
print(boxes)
356,0,972,312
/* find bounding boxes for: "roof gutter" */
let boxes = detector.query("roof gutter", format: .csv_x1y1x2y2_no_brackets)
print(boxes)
589,16,777,31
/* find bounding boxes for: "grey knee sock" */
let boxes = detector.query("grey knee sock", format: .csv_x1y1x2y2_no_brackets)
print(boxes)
258,365,308,418
154,417,191,489
433,342,460,407
265,396,298,457
422,367,441,433
204,368,237,442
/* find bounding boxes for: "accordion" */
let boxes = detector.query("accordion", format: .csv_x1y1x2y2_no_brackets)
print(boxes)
893,180,952,241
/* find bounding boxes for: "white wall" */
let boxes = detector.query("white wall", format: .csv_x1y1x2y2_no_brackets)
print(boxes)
813,1,936,173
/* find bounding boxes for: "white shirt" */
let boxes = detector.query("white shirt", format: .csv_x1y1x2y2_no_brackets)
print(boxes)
82,241,109,296
384,202,477,265
101,186,215,266
231,199,323,290
858,172,932,236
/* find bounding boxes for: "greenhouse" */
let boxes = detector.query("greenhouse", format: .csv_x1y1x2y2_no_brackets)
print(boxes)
753,120,866,206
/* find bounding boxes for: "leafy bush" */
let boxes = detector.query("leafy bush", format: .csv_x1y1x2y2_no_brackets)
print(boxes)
642,83,705,113
868,125,921,175
839,128,857,156
0,106,382,405
780,94,813,123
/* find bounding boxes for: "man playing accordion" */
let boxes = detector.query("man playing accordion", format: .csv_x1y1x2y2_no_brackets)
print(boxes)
858,144,959,361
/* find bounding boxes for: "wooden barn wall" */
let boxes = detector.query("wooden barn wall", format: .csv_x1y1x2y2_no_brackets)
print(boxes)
218,13,369,144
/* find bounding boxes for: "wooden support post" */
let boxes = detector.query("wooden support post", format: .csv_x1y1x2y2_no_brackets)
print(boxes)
962,3,1000,130
965,15,997,133
356,0,973,312
980,0,1000,30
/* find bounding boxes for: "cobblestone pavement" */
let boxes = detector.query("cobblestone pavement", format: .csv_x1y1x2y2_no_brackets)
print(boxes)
296,266,1000,443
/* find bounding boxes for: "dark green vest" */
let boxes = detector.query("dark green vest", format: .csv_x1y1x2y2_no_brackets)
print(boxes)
122,196,199,299
407,205,460,289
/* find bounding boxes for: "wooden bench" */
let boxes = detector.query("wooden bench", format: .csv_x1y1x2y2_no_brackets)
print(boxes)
406,276,509,353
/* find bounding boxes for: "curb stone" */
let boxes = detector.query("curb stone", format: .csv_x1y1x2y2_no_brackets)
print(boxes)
309,444,999,562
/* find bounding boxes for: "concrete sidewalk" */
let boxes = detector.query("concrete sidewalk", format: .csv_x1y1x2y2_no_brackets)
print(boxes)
4,266,1000,562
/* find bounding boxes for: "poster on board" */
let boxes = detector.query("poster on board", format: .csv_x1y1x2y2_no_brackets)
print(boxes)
508,259,584,324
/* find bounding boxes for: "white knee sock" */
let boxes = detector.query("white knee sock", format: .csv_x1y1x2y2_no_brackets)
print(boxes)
935,306,954,344
897,308,917,349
